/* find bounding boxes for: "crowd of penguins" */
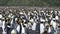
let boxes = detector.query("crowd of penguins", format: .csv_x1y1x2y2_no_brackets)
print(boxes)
0,7,60,34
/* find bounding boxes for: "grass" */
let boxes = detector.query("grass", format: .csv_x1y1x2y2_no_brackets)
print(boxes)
0,0,60,6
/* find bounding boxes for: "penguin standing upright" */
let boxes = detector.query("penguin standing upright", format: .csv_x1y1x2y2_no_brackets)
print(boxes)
36,22,40,33
32,22,36,31
21,23,26,34
2,20,6,34
40,22,45,34
16,19,22,34
50,18,57,31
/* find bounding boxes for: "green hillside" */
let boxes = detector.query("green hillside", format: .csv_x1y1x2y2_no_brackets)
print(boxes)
0,0,60,6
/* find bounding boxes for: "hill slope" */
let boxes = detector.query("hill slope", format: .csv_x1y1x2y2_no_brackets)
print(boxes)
0,0,60,6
